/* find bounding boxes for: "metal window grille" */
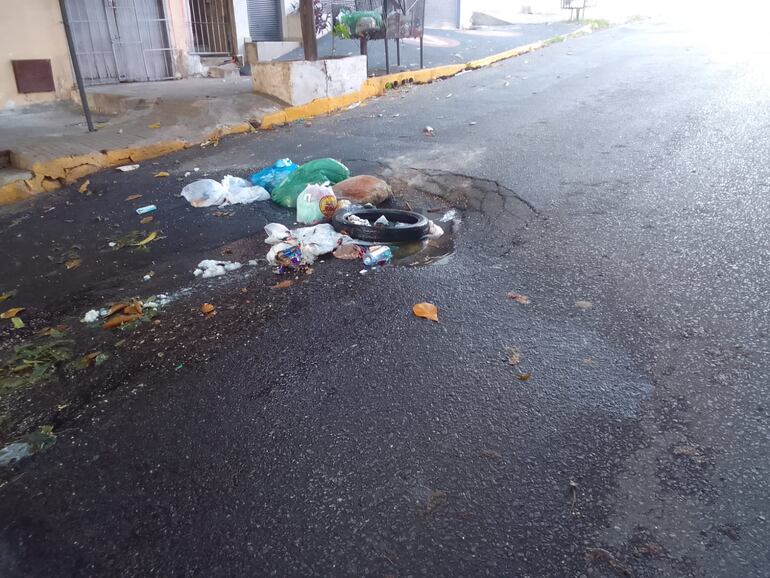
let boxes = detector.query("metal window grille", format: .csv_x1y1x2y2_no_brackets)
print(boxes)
188,0,235,55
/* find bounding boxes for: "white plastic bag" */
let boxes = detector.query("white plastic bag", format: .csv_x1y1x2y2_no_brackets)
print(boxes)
221,175,270,205
264,223,292,245
182,176,269,207
263,223,350,266
182,179,227,207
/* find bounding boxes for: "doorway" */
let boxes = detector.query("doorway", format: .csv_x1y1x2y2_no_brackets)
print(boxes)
65,0,175,84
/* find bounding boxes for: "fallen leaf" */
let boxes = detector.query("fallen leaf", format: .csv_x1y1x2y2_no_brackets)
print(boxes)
148,122,161,129
38,325,68,337
102,313,141,329
123,302,143,316
637,542,664,556
585,548,632,577
506,292,530,304
0,290,18,302
515,372,532,381
11,317,25,329
78,179,90,193
333,244,363,260
413,302,438,322
271,279,294,290
154,171,170,178
505,346,521,366
125,194,143,201
200,303,215,316
1,307,25,319
64,259,81,270
133,231,158,246
575,300,593,310
107,303,128,316
140,215,154,224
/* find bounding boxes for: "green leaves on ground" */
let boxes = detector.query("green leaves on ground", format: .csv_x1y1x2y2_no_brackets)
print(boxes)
0,341,73,395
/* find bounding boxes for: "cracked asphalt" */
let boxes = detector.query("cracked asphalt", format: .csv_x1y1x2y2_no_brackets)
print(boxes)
1,18,769,577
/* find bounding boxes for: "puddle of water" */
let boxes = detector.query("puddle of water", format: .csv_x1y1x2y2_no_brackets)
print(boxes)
389,221,455,267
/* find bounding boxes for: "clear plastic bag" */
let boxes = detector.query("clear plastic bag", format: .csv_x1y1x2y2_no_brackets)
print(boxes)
296,184,337,225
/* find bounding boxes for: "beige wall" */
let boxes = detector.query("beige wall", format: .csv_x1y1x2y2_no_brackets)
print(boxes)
0,0,75,109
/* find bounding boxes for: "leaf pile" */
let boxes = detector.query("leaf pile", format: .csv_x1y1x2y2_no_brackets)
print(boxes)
0,341,73,395
101,299,157,330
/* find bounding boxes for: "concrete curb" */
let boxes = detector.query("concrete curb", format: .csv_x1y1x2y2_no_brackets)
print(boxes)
0,25,591,206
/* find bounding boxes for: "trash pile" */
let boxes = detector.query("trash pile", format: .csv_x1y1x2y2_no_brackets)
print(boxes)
186,157,448,278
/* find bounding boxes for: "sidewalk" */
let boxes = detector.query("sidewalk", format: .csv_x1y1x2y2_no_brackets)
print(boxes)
279,22,581,75
0,22,582,205
0,77,282,203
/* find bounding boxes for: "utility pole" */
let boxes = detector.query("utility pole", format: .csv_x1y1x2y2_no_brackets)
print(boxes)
299,0,318,61
58,0,95,132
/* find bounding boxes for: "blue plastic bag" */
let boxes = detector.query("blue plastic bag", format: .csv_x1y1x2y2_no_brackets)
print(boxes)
250,158,299,192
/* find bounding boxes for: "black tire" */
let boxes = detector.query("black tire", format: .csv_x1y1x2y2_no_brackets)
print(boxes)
332,209,431,242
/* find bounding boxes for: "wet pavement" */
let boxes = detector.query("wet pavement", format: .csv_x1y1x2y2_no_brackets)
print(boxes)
1,18,770,577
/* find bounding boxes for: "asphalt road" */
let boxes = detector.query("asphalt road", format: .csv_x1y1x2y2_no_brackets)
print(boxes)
1,18,769,577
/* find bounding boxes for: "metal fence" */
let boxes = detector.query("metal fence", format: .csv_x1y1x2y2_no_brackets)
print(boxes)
187,0,235,55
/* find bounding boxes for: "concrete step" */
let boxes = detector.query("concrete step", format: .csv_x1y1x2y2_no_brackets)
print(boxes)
0,167,33,187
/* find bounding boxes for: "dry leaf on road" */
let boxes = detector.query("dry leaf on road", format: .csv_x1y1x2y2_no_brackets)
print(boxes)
102,314,141,329
515,372,532,381
140,215,154,224
78,180,90,193
200,303,215,316
125,194,143,201
271,279,294,290
1,307,25,319
413,302,439,322
132,231,158,246
505,346,521,365
506,292,530,304
0,291,17,302
147,122,161,129
64,259,81,270
154,171,170,178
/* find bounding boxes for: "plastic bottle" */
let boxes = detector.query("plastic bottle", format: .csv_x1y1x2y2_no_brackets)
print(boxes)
363,245,392,267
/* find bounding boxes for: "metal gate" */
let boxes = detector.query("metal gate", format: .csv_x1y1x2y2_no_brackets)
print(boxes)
424,0,460,28
246,0,282,41
65,0,175,84
188,0,235,55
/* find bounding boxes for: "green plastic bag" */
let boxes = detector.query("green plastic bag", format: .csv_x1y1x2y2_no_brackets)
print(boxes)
271,158,350,208
338,10,383,38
